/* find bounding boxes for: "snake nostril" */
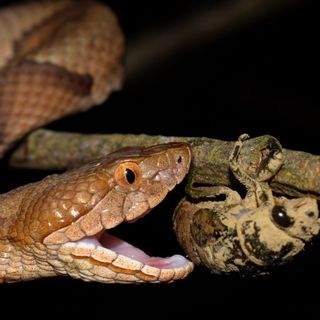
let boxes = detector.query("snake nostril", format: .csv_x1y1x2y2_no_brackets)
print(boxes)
177,156,182,164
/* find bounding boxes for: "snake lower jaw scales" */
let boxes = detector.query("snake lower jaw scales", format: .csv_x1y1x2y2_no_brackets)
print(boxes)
56,224,194,284
53,195,194,283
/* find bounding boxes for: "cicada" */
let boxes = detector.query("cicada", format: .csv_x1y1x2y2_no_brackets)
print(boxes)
174,134,320,275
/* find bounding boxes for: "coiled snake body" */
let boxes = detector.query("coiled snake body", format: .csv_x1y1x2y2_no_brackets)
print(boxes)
0,0,123,156
0,1,194,284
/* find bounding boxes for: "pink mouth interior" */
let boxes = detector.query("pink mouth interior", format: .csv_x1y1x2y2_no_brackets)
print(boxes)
99,231,188,269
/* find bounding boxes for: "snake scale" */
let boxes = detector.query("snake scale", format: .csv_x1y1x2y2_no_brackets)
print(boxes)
0,1,194,283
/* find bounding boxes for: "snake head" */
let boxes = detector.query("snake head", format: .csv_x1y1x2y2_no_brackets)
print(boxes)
6,143,193,283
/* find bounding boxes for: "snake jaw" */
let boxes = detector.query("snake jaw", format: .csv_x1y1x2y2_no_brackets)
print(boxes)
41,143,194,283
47,182,194,282
54,229,194,283
47,212,194,283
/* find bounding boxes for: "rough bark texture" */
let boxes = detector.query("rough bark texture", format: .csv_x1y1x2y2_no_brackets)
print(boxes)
10,129,320,199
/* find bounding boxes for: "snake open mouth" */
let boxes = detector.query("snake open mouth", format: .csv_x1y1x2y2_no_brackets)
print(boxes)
57,209,194,283
99,231,190,270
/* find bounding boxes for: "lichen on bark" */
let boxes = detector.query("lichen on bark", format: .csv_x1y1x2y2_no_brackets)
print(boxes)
10,129,320,199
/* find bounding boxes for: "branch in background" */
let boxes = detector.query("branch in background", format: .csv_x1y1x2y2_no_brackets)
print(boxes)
10,129,320,199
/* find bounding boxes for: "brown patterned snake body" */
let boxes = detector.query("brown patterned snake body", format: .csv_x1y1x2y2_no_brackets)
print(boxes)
0,1,194,283
0,0,123,156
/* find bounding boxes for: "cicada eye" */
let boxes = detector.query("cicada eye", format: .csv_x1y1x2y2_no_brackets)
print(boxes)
114,162,141,188
271,205,293,228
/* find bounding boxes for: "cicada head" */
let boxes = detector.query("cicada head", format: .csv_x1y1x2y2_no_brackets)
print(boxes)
237,197,320,269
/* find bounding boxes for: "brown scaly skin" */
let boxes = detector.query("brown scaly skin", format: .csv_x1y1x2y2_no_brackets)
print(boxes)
0,1,194,284
0,0,124,156
0,143,193,283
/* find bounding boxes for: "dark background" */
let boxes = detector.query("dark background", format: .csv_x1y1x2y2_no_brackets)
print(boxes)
1,0,320,318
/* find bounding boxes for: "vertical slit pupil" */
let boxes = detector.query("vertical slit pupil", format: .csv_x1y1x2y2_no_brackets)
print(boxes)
125,168,136,184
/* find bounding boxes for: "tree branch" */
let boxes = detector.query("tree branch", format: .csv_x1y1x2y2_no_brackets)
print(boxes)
10,129,320,199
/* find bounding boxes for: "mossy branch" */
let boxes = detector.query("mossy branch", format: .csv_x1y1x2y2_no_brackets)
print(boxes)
10,129,320,198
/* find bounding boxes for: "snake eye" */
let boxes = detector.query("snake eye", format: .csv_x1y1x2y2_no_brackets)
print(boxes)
125,168,135,184
115,162,141,188
272,206,293,228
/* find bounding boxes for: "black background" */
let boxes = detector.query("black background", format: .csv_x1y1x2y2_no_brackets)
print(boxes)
1,0,320,318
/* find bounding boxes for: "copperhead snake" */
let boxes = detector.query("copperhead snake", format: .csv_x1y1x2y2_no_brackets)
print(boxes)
0,1,194,283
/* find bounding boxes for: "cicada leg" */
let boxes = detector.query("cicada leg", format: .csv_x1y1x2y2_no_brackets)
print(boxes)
255,136,283,182
187,185,242,207
229,134,274,208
